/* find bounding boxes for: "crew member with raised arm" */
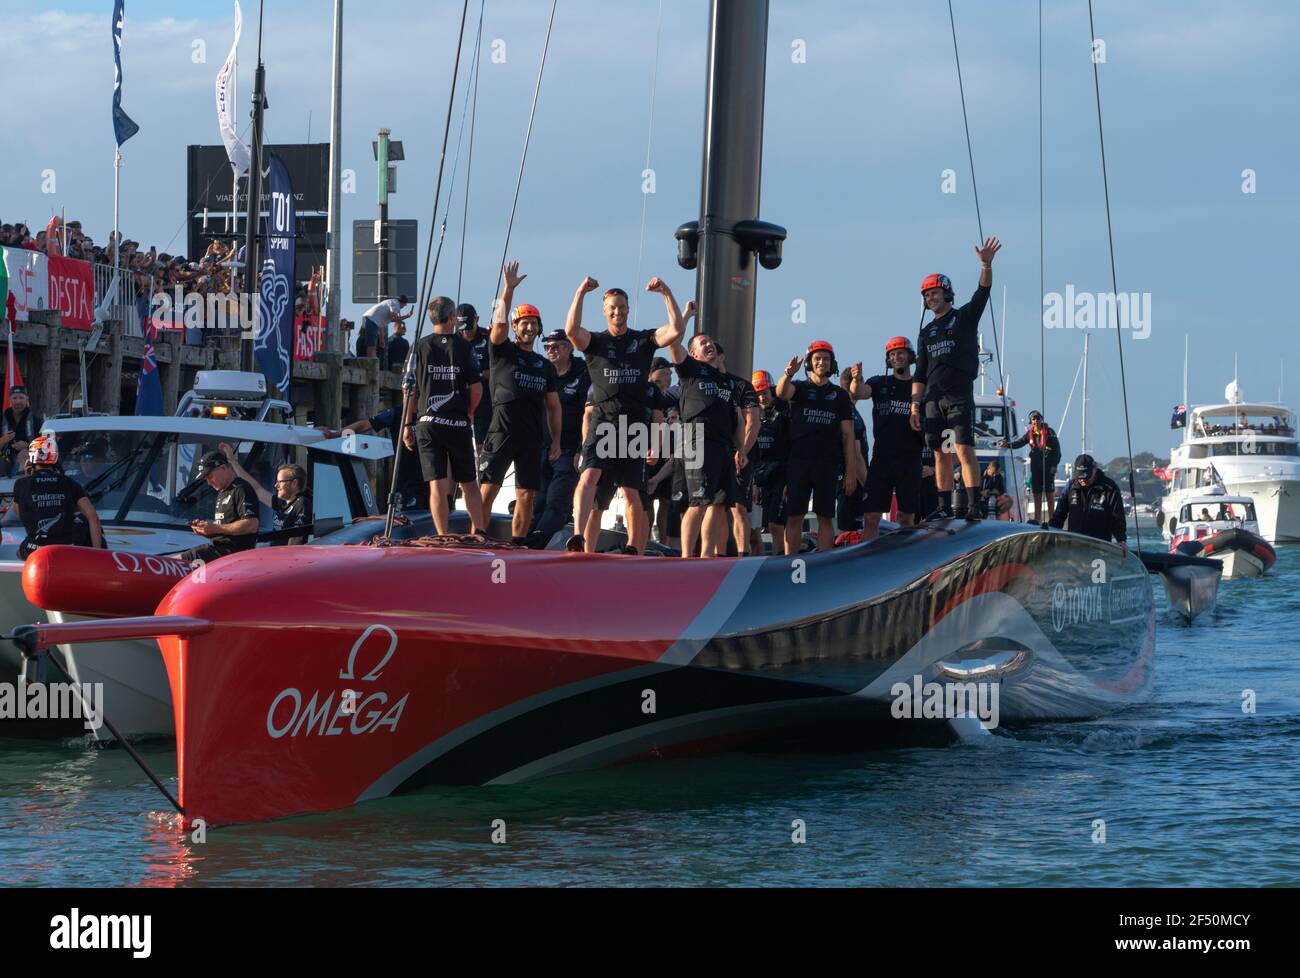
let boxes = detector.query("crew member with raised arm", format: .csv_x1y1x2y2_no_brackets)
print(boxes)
565,274,685,554
402,296,489,536
479,262,562,546
848,336,924,539
776,340,858,552
910,237,1001,520
218,442,313,545
528,329,590,547
667,331,744,558
751,370,790,554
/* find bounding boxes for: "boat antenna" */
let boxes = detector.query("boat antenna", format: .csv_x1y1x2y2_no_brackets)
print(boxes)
487,0,560,314
383,0,473,541
1086,0,1141,550
947,0,1006,393
1182,333,1188,444
632,0,665,329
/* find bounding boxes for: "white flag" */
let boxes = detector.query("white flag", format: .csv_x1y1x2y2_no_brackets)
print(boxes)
215,0,250,178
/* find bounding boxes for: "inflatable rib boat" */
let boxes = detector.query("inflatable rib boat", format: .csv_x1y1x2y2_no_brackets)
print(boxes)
10,521,1154,827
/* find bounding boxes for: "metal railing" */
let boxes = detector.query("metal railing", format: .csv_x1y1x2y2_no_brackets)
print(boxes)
91,261,143,337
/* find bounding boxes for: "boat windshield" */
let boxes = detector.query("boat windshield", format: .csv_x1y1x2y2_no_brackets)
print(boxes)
972,405,1009,449
1193,413,1296,438
0,431,301,530
1206,440,1299,457
1179,501,1256,524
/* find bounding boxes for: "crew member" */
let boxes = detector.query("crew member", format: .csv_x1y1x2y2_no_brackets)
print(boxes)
714,344,760,556
13,435,103,558
479,262,562,546
848,336,924,539
1,386,43,478
1049,454,1128,553
776,340,858,552
219,443,313,545
640,357,680,551
1002,409,1061,523
528,329,590,547
402,296,489,536
565,274,685,553
457,303,494,449
668,332,743,558
838,365,870,534
357,294,410,359
386,319,411,372
910,237,1001,520
980,459,1011,520
174,450,260,564
751,370,790,554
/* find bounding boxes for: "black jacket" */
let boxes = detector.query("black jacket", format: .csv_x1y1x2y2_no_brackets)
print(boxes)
1050,472,1127,543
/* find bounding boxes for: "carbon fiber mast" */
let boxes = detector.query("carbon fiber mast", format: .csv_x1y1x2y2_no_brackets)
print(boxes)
675,0,786,379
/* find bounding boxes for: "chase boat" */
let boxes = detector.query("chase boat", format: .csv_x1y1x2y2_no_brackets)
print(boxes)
1169,492,1277,579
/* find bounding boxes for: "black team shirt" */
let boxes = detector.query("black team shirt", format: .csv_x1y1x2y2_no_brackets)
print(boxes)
864,373,924,459
584,327,659,419
270,492,313,545
488,338,558,436
753,401,790,484
209,477,259,555
554,360,591,452
786,380,853,462
914,285,991,396
14,469,87,550
413,333,481,428
676,358,738,445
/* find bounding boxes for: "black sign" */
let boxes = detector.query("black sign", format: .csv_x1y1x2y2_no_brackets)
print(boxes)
187,143,329,214
188,213,328,285
352,219,418,304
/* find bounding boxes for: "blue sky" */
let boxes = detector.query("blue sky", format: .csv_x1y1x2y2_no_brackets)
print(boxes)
2,0,1297,461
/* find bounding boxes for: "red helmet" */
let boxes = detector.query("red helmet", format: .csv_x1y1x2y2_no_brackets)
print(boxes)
920,273,954,302
751,369,773,393
885,335,916,368
805,340,838,377
512,303,542,325
28,434,58,467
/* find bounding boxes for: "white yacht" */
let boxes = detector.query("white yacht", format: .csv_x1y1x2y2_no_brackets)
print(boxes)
1157,381,1299,543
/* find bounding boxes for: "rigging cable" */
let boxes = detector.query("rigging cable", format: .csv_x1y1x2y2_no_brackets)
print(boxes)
1086,0,1142,550
632,0,665,329
1039,0,1046,421
947,0,1023,520
488,0,560,314
456,0,486,305
382,0,473,540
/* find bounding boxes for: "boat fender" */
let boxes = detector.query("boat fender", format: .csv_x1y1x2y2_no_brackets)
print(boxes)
22,545,194,617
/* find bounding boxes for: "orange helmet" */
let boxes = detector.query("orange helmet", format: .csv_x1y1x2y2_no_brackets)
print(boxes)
920,273,954,302
28,434,59,466
805,340,838,377
751,370,773,392
512,303,542,325
885,335,916,368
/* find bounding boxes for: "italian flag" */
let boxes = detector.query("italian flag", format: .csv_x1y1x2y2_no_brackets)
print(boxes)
0,252,22,411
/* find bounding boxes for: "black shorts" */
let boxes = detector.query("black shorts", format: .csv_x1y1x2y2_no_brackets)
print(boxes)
760,478,788,527
580,412,647,494
685,439,738,508
784,455,841,519
924,391,974,450
865,452,922,515
1029,460,1057,494
594,469,618,511
734,459,755,511
478,407,545,491
416,418,477,484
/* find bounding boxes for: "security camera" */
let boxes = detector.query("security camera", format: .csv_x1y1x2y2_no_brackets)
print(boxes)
675,221,700,270
733,220,787,271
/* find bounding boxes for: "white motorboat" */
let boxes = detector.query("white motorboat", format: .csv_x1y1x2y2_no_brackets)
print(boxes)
0,370,393,739
1167,491,1277,579
1157,381,1300,543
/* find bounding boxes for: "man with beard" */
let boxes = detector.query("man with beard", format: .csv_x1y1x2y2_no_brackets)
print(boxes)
528,329,590,547
776,340,858,552
910,237,1001,520
849,336,924,539
565,274,685,554
479,262,562,546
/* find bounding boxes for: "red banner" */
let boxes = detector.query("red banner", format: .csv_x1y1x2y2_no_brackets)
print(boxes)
294,314,325,361
47,255,96,329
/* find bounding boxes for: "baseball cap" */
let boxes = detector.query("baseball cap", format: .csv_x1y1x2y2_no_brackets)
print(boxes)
196,450,230,476
1073,454,1096,480
456,303,478,326
542,329,569,345
650,357,672,373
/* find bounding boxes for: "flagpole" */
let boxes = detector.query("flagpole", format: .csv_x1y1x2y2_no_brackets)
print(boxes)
113,145,122,313
231,40,239,239
325,0,343,356
241,0,267,374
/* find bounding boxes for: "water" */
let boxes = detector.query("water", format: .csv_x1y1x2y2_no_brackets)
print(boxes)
3,541,1298,887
